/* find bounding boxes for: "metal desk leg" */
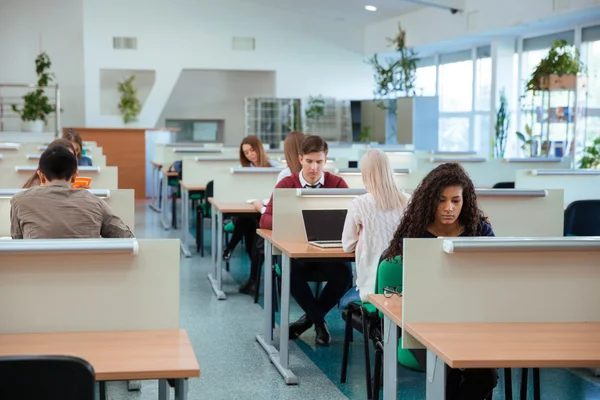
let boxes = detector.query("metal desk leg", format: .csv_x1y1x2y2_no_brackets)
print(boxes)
160,174,170,230
155,167,162,211
383,316,398,400
274,254,298,384
211,210,216,268
174,379,188,400
149,166,159,212
257,240,277,353
426,350,446,400
180,188,191,258
158,379,170,400
207,210,226,300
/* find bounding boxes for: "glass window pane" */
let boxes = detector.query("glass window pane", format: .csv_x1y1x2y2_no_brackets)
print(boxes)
439,117,470,151
474,113,491,155
475,57,492,111
439,60,473,112
415,66,436,96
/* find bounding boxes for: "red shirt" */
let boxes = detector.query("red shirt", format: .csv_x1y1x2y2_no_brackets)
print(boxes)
259,171,348,230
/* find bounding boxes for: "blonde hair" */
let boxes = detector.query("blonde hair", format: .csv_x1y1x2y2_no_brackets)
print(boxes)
361,149,408,211
283,131,305,174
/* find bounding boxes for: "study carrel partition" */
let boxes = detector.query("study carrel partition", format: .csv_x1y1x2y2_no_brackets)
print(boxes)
212,167,284,202
0,238,180,334
0,166,119,190
0,189,135,237
401,237,600,349
334,168,420,190
182,157,239,187
516,169,600,207
0,152,107,167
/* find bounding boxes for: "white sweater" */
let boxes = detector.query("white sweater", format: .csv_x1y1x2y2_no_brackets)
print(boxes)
341,193,405,302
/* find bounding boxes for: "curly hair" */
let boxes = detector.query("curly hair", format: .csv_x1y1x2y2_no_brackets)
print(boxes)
382,162,489,260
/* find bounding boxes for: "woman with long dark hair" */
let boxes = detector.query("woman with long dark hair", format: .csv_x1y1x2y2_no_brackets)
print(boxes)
382,162,497,400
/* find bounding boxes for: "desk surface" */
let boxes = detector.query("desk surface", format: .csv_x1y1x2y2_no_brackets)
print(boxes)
267,237,355,259
208,198,259,214
257,229,273,242
180,181,206,192
405,322,600,369
0,329,200,381
368,294,402,327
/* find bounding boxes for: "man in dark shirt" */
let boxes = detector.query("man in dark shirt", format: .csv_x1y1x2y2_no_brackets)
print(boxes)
260,136,351,346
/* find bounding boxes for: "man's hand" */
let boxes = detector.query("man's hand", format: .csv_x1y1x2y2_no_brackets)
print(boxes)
252,200,264,211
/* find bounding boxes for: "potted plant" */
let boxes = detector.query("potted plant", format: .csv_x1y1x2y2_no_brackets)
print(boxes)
304,95,326,132
526,39,583,93
11,52,55,133
117,75,142,124
580,137,600,169
358,125,372,143
368,23,419,109
516,124,536,157
494,90,509,158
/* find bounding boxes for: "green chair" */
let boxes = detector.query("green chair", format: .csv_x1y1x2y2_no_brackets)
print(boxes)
340,257,413,400
196,181,234,268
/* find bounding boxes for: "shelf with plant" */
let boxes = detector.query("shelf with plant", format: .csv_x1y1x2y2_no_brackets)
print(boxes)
11,52,56,133
580,137,600,169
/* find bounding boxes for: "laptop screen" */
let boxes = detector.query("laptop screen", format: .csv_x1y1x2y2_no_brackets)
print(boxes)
302,209,348,242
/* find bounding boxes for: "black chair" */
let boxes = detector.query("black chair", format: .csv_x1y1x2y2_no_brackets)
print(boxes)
564,200,600,236
492,182,515,189
0,355,95,400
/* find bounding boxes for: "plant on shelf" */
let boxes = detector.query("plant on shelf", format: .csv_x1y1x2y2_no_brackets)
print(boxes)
117,75,142,124
11,52,55,133
580,137,600,169
494,89,510,158
368,23,419,110
516,124,535,158
526,39,583,93
304,95,326,132
358,125,372,143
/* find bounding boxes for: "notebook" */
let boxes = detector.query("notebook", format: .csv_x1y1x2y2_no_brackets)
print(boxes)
301,209,347,248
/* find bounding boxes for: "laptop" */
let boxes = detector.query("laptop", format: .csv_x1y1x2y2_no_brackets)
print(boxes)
301,209,347,248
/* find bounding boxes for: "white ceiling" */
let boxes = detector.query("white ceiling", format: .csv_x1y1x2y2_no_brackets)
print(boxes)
244,0,421,25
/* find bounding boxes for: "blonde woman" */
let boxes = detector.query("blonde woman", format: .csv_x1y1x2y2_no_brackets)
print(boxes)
339,149,409,307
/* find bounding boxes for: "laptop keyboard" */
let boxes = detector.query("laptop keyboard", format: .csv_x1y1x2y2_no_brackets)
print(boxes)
314,240,342,244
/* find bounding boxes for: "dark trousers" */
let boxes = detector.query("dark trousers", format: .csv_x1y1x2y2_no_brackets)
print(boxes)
226,216,259,256
249,236,265,282
410,349,498,400
290,260,352,324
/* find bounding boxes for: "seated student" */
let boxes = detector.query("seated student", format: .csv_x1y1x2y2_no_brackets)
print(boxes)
63,128,93,166
260,135,352,346
10,144,133,239
22,138,77,189
222,135,279,263
339,149,409,308
382,162,497,400
242,131,306,295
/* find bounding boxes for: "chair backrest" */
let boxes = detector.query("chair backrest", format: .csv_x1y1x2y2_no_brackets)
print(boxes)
564,199,600,236
492,181,515,189
205,180,214,215
375,256,403,295
0,355,95,399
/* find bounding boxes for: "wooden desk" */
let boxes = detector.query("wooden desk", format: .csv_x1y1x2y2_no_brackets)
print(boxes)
256,229,354,385
368,294,403,400
66,127,178,200
405,322,600,369
149,161,164,213
207,199,260,300
180,182,207,258
0,329,200,400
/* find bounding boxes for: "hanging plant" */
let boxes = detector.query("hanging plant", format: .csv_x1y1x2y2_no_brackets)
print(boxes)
526,40,583,93
580,137,600,169
494,90,509,158
367,23,419,109
12,52,55,124
117,75,142,124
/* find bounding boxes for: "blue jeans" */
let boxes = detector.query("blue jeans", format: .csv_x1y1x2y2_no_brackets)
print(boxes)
339,286,361,309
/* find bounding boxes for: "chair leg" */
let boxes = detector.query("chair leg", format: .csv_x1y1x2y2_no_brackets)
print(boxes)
225,232,230,272
340,307,353,383
254,260,262,304
533,368,540,400
360,307,373,399
171,192,177,229
372,343,383,400
197,210,203,256
504,368,513,400
99,381,107,400
520,368,528,400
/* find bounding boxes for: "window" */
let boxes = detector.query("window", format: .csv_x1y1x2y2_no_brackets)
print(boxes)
165,119,223,142
582,26,600,149
415,57,437,97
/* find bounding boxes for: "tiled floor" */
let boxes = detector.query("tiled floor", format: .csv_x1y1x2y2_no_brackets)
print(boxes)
104,201,600,399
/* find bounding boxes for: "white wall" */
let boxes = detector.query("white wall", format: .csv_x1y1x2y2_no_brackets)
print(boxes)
82,0,373,128
0,0,85,129
365,0,600,54
158,69,276,143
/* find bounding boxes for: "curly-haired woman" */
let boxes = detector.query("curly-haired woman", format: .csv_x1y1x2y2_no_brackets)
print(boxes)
382,162,497,400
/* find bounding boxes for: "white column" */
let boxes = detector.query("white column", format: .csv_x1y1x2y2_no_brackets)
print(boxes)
489,36,518,157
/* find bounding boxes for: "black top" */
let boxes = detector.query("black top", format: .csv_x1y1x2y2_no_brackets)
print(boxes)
422,220,495,238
